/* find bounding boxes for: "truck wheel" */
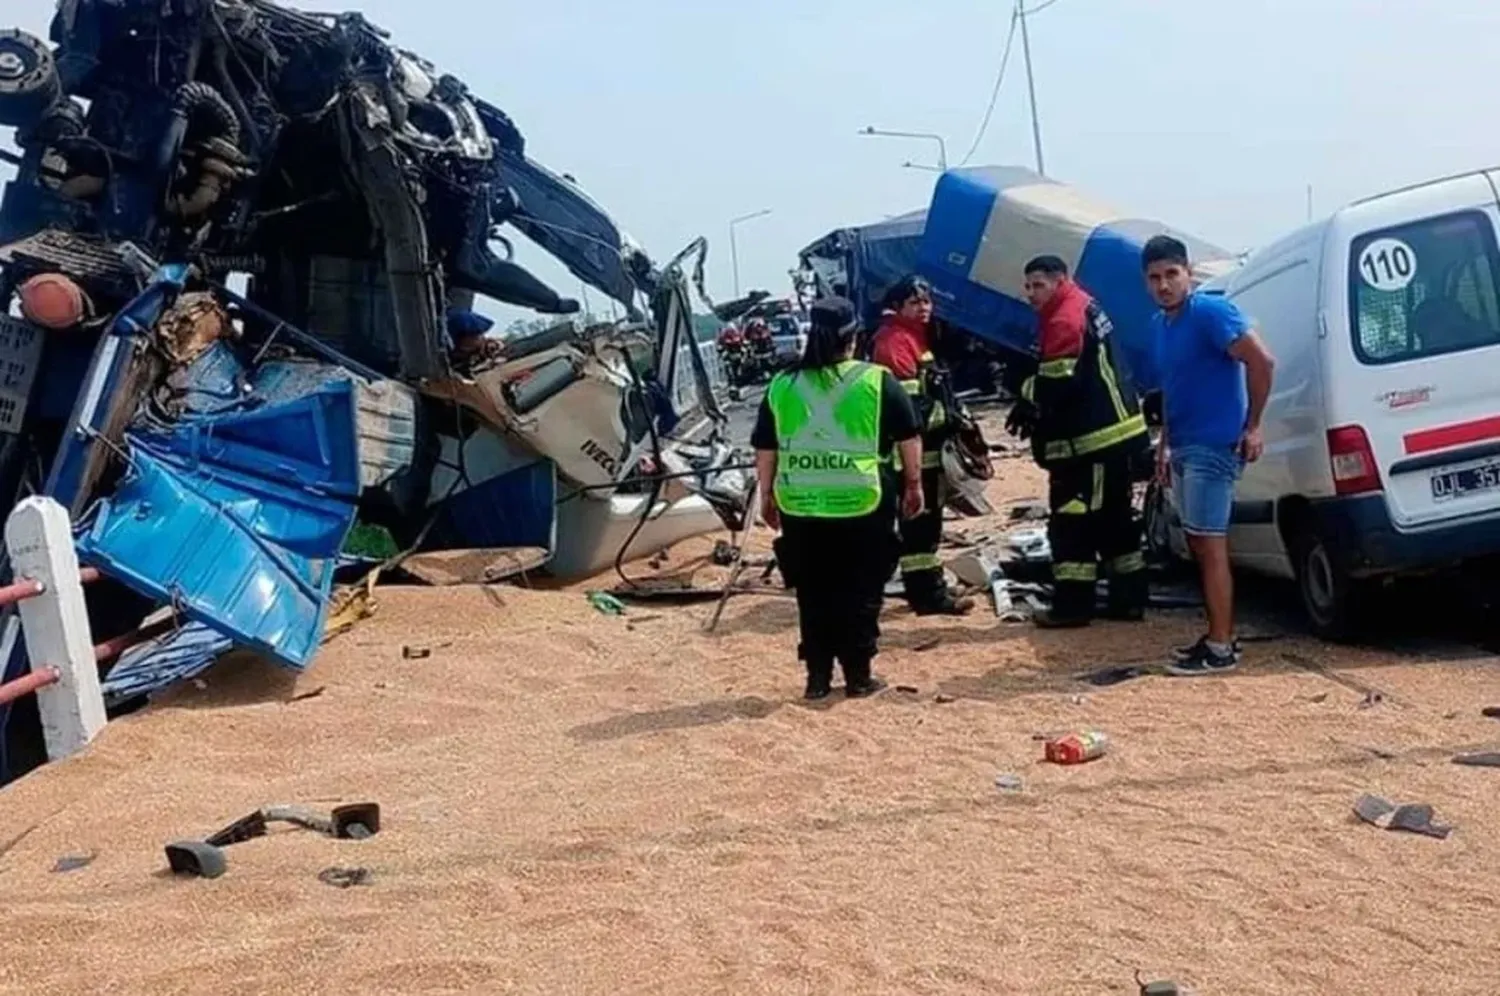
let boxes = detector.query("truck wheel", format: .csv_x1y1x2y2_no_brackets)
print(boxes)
0,30,61,130
1292,528,1368,642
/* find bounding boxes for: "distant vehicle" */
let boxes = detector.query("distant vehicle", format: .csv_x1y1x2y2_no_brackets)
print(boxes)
797,167,1235,391
712,292,805,382
767,314,807,366
1149,169,1500,639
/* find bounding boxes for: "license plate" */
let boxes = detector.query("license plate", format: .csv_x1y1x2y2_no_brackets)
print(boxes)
1430,460,1500,501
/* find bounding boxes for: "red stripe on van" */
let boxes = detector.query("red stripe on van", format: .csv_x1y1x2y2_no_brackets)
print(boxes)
1403,415,1500,455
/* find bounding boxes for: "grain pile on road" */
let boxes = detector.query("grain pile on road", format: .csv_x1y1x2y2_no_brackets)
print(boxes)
4,453,1500,995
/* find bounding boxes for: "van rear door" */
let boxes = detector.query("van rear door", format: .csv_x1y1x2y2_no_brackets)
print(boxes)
1332,173,1500,529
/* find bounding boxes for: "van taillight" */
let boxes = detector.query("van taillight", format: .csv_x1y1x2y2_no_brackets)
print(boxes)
1327,425,1382,495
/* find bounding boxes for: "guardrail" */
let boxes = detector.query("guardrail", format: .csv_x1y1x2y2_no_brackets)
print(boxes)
672,339,729,415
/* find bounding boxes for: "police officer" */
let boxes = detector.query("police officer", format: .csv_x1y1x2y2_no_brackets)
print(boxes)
753,297,925,700
871,275,974,616
1009,256,1150,628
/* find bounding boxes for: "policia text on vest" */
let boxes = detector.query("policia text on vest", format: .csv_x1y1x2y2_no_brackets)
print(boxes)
767,362,894,520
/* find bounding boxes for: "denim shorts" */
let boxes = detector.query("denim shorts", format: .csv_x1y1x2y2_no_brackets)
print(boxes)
1170,443,1244,537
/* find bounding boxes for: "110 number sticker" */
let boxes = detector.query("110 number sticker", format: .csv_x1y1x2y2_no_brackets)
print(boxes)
1358,237,1417,292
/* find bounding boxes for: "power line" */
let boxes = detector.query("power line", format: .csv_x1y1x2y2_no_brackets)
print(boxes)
958,7,1020,166
958,0,1061,170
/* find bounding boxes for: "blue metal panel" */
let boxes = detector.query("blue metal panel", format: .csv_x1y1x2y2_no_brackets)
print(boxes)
43,270,186,510
918,168,1049,356
171,341,250,417
101,622,234,706
425,459,557,554
1076,226,1164,389
139,377,364,500
76,446,355,669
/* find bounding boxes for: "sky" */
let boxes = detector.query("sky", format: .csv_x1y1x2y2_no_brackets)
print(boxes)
5,0,1500,323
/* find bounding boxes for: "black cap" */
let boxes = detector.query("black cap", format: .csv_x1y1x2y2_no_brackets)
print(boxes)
809,296,857,333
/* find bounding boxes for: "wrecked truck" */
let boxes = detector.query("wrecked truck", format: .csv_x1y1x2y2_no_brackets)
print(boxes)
0,1,742,782
799,166,1242,390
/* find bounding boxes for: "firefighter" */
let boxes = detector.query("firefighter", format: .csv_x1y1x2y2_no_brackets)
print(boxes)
870,275,975,616
1008,255,1150,628
753,297,925,700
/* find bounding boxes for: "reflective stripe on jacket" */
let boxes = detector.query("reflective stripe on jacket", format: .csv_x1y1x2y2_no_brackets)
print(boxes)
1022,283,1147,467
768,361,886,518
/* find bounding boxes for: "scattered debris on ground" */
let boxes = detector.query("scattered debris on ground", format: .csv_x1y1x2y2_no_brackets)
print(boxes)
50,852,94,874
1452,752,1500,768
318,866,375,889
1353,794,1453,839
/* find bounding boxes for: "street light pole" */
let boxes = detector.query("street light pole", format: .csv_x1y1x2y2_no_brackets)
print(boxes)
1017,0,1046,176
729,208,773,297
860,126,948,172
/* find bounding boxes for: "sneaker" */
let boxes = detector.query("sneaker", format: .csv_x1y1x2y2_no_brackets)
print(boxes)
1165,638,1238,677
1171,635,1241,662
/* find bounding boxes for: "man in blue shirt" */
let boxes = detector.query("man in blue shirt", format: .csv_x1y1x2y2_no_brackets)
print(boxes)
1143,236,1276,675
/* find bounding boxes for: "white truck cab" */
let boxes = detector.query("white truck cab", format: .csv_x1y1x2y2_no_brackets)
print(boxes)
1169,169,1500,638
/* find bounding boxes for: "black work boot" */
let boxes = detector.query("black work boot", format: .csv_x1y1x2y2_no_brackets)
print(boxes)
913,592,976,617
1037,581,1093,629
1032,608,1091,630
1103,572,1149,622
841,656,887,698
804,657,835,701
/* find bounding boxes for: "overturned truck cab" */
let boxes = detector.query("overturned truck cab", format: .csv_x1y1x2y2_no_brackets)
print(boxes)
0,1,740,783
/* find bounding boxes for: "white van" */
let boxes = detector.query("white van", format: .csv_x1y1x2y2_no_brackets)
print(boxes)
1153,169,1500,639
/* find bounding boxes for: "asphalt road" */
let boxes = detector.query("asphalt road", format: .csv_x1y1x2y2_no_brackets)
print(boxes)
720,385,763,446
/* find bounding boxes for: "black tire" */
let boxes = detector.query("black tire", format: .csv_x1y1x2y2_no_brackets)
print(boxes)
1291,527,1369,642
0,30,61,130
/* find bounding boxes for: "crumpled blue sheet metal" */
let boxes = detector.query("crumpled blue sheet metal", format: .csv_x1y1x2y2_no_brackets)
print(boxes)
77,445,355,669
74,324,422,673
100,621,234,706
140,375,366,500
164,344,418,492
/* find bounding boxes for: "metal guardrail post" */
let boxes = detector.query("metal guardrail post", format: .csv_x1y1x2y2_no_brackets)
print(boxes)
3,496,105,760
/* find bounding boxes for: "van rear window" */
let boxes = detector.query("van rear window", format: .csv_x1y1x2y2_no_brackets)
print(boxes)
1348,210,1500,364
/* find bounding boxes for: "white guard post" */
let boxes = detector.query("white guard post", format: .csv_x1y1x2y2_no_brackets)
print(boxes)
3,496,105,760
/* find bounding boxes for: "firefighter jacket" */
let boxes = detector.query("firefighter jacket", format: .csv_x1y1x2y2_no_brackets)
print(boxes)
1022,280,1147,468
872,314,948,470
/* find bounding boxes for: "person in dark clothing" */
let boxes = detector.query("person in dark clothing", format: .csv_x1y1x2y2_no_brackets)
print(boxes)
1010,255,1150,627
752,296,924,700
870,275,975,616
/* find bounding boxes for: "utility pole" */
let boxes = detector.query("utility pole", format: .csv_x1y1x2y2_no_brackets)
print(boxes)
1306,184,1314,222
1017,0,1045,176
729,208,773,297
